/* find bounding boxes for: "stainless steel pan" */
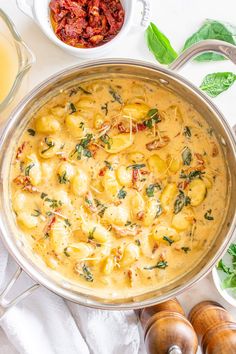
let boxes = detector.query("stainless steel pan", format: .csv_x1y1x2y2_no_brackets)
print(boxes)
0,40,236,316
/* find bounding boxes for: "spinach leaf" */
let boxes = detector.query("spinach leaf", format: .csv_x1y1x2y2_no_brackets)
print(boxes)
146,22,178,64
144,260,168,270
109,87,122,104
117,187,127,199
27,128,36,136
182,147,192,166
163,236,174,246
127,163,146,170
181,247,191,254
146,183,161,197
25,163,35,176
180,169,205,182
81,264,93,282
183,126,191,138
204,209,214,220
183,19,236,61
174,190,191,214
200,72,236,97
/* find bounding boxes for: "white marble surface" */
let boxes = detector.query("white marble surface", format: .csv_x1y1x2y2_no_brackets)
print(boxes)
0,0,236,352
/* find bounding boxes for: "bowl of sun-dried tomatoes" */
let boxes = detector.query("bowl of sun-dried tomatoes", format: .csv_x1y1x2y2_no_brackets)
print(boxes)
16,0,150,58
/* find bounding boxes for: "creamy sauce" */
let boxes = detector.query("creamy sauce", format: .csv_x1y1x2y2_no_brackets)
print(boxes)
10,78,227,298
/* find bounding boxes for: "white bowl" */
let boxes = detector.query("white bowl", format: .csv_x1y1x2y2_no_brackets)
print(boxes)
212,247,236,307
17,0,150,58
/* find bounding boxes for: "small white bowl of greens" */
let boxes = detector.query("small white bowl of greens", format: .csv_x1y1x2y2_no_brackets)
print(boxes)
212,243,236,307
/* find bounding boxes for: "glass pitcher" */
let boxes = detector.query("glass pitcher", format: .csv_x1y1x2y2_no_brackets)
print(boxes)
0,9,35,123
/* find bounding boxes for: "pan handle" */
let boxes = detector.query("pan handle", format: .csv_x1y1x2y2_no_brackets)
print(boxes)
169,39,236,71
0,266,39,320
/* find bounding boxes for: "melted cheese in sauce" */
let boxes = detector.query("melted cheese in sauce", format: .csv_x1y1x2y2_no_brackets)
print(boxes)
10,78,227,298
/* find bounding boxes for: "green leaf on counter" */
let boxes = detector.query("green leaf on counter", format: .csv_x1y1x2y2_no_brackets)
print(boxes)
200,72,236,97
183,19,236,61
145,22,178,64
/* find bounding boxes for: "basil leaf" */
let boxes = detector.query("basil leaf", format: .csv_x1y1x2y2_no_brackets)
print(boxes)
174,190,191,214
200,72,236,97
183,19,236,61
144,260,168,270
146,22,178,64
117,187,127,199
182,147,192,166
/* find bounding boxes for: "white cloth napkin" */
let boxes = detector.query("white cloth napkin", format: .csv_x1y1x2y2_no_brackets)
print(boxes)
0,240,145,354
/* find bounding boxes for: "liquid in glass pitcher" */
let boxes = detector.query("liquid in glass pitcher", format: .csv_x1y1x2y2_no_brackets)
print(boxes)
0,9,35,123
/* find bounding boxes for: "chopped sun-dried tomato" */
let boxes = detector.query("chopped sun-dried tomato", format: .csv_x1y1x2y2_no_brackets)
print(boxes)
49,0,125,48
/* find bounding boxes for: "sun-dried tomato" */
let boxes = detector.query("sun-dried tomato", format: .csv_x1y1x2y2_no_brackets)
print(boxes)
50,0,125,48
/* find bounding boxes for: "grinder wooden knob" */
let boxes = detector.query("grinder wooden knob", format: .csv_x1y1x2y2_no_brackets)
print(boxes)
189,300,236,354
140,299,198,354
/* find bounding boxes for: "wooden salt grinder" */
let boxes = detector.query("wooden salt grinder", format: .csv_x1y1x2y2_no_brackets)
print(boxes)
189,300,236,354
139,299,198,354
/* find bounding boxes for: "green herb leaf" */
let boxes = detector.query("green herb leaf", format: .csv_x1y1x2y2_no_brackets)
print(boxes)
94,199,107,218
180,170,205,182
183,126,191,138
25,163,35,176
117,187,127,199
127,163,146,170
109,87,122,104
135,239,141,246
45,198,62,209
82,264,93,282
146,183,161,197
68,102,77,114
181,247,191,254
72,134,93,160
146,22,178,64
104,160,113,170
163,236,174,246
182,147,192,166
144,260,168,270
101,102,109,115
31,209,41,217
58,171,68,184
183,19,236,61
41,137,55,154
65,219,71,227
41,192,48,199
204,209,214,220
200,72,236,97
64,247,70,257
27,128,36,136
174,190,191,214
88,227,96,240
144,108,161,128
69,86,92,96
100,134,113,150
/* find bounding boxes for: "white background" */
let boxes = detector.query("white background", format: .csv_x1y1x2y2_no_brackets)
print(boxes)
0,0,236,353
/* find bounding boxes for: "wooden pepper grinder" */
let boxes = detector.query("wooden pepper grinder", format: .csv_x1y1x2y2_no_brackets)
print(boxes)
139,299,198,354
189,300,236,354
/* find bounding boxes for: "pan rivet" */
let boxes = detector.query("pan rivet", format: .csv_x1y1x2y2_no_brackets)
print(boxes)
159,79,169,85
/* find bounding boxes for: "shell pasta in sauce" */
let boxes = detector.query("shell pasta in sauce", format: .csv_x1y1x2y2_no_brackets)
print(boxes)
11,78,227,298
